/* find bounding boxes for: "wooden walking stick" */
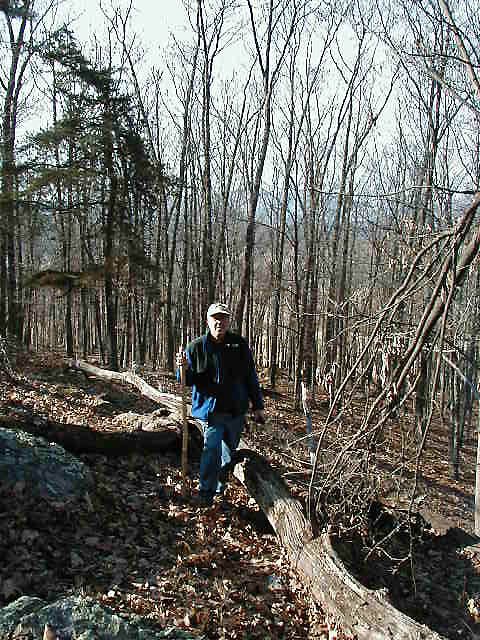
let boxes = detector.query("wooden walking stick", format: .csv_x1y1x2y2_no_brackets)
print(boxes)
179,347,189,498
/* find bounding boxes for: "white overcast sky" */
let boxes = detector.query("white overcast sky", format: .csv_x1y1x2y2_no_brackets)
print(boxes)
64,0,191,54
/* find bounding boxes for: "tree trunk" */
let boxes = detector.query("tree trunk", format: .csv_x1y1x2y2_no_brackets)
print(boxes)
235,0,298,330
102,98,119,372
475,408,480,536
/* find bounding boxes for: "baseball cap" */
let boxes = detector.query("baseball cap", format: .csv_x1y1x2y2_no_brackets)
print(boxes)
207,302,231,318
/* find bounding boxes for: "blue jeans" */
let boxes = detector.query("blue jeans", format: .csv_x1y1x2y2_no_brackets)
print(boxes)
199,413,244,498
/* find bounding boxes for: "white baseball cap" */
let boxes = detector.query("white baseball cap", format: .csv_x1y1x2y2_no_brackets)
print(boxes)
207,302,231,318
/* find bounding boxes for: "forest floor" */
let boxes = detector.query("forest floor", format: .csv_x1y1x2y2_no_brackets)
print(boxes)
1,349,480,639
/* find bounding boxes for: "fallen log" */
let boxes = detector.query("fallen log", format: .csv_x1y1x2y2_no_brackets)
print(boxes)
64,358,445,639
65,359,181,413
0,415,180,456
234,450,445,639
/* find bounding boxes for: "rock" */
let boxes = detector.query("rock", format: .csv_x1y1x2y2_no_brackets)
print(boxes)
0,595,202,639
112,409,179,432
0,596,45,632
0,427,93,506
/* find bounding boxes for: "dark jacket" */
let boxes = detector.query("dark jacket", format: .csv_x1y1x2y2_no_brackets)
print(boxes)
177,331,264,421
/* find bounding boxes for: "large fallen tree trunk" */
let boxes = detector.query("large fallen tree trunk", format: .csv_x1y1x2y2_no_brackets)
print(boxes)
63,358,445,639
65,359,181,413
234,450,445,640
0,415,180,455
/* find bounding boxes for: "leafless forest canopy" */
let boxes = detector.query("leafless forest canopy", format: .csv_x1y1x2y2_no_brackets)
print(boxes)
2,0,480,517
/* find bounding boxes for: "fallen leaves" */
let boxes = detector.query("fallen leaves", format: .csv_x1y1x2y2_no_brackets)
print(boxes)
0,360,316,638
1,576,21,600
6,353,479,639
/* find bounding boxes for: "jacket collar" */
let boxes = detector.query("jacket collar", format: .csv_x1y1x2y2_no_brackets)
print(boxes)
205,329,225,349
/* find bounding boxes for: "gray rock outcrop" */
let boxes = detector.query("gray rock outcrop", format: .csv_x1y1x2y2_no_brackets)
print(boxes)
0,427,93,506
0,595,202,639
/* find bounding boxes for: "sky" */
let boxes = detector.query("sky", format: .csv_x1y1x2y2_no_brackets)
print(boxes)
15,0,398,168
65,0,190,54
59,0,248,89
11,1,191,141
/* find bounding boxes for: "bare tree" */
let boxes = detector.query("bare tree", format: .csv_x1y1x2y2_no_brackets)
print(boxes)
234,0,302,331
0,0,57,337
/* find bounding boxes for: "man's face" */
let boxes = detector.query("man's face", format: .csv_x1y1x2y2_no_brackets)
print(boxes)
207,313,230,342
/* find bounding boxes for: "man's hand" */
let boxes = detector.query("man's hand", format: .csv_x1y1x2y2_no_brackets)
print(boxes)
253,409,265,425
176,347,189,385
176,348,188,370
43,624,57,640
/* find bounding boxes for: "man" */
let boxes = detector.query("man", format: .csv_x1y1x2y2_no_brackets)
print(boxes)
176,302,265,507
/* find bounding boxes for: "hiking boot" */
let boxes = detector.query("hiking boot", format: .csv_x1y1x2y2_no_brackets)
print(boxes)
213,493,233,512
